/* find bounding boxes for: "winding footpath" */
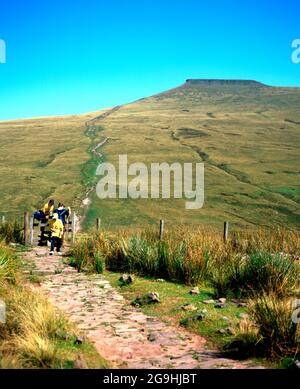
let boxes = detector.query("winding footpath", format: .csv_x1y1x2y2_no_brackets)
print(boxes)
22,246,264,369
78,106,122,230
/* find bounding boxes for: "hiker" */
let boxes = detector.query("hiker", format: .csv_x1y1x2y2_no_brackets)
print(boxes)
49,213,64,255
33,199,55,222
33,199,55,244
54,202,70,225
54,202,71,245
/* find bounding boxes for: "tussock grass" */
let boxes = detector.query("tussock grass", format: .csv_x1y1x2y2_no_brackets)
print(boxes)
210,251,299,298
0,221,23,245
72,227,300,294
227,296,300,361
250,296,300,358
0,263,75,369
0,287,73,368
0,243,18,288
69,230,108,273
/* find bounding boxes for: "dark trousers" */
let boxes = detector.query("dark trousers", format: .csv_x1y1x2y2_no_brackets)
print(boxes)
51,236,62,252
34,210,46,222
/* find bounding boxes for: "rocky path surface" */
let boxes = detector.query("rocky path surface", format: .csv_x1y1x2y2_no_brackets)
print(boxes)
22,246,263,369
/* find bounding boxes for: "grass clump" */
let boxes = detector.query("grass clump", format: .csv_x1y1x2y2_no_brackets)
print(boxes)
0,243,19,288
251,296,300,359
210,251,299,298
226,295,300,362
0,282,74,368
105,236,206,285
0,221,23,245
70,231,107,273
74,227,300,292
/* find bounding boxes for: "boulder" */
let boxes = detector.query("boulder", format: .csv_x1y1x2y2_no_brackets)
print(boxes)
294,360,300,369
148,292,160,303
238,313,249,319
196,313,205,321
214,303,227,309
189,287,200,295
131,292,160,307
74,336,85,345
237,302,248,308
74,354,88,369
147,333,157,342
182,304,197,311
203,299,215,304
217,327,235,335
119,274,134,286
221,316,230,321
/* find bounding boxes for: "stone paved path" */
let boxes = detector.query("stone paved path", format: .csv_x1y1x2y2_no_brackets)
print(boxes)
22,246,263,369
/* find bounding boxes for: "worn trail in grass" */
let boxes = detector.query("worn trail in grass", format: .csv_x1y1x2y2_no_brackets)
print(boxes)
22,246,263,369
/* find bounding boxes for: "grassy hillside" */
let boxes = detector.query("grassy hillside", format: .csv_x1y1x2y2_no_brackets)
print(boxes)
0,111,104,220
86,80,300,229
0,80,299,230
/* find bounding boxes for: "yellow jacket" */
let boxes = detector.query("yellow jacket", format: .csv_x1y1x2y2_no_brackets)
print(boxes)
49,219,64,239
42,203,54,217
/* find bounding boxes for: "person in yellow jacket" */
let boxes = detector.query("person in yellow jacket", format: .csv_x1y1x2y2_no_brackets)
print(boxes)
34,199,55,222
49,213,64,255
42,200,55,219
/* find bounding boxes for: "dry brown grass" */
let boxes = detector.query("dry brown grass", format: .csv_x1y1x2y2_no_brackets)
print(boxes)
0,243,108,368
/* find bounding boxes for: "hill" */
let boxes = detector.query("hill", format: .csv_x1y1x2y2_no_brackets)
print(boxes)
0,80,299,230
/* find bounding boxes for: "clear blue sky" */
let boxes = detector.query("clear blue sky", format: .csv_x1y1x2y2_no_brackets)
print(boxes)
0,0,299,120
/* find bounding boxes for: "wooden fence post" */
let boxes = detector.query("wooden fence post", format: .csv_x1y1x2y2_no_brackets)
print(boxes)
29,215,34,245
223,221,229,243
71,212,76,244
65,216,69,242
24,212,30,245
159,219,164,241
96,218,101,231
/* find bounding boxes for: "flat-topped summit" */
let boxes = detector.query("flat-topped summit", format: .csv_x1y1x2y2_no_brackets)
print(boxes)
185,79,268,87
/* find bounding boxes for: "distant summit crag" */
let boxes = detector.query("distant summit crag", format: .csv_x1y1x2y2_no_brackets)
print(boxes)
185,79,268,87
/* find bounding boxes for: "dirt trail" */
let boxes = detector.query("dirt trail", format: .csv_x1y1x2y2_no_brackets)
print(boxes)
78,106,122,231
22,246,263,369
85,106,121,126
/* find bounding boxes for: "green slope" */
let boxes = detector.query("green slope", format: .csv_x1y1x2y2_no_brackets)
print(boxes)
85,80,300,230
0,80,299,230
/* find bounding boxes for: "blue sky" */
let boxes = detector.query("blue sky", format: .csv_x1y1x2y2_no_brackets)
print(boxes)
0,0,299,120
